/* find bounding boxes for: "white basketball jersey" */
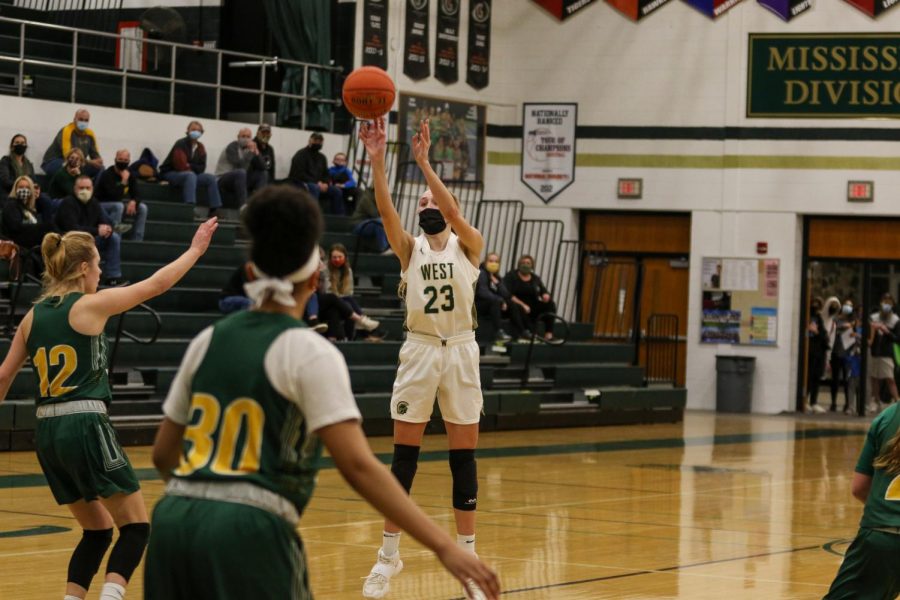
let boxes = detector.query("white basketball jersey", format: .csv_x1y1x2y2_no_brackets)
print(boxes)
401,233,479,338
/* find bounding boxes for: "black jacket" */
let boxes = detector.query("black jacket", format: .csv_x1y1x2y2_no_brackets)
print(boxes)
55,195,111,237
288,147,328,184
476,268,510,304
1,200,54,248
254,138,276,180
96,166,138,203
0,155,35,195
160,137,207,175
503,270,550,306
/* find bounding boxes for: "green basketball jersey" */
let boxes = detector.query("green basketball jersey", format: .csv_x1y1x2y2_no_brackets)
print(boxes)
171,311,339,515
855,403,900,528
25,293,111,407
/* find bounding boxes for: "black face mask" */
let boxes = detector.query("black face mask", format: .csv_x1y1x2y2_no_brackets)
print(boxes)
12,144,26,156
309,143,323,152
418,208,446,235
115,161,129,171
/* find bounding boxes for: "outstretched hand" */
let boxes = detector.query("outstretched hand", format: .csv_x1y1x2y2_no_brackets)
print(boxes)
359,117,387,163
191,217,218,254
437,545,500,600
412,119,431,165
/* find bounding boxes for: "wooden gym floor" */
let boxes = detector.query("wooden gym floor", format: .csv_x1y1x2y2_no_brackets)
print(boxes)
0,411,873,599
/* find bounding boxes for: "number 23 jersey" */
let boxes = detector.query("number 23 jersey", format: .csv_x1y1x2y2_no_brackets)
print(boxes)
401,233,479,338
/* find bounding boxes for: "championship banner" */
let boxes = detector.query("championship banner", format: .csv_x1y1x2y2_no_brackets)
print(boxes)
681,0,746,18
747,33,900,118
362,0,388,69
532,0,600,20
403,0,430,80
842,0,899,18
435,0,460,84
521,103,577,204
606,0,674,20
757,0,813,21
466,0,491,90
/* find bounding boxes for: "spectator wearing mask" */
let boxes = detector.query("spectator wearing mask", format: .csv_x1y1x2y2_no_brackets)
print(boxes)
159,121,222,217
96,149,148,241
503,254,557,342
351,188,391,255
2,175,56,249
54,174,123,286
329,152,357,214
476,253,513,342
48,147,85,200
325,243,379,338
32,182,61,224
830,297,860,413
41,108,104,177
288,133,343,215
215,127,267,207
254,123,276,183
0,134,35,195
868,293,900,414
805,296,829,414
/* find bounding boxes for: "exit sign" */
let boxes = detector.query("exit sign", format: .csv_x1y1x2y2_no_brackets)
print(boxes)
847,181,874,203
617,178,643,199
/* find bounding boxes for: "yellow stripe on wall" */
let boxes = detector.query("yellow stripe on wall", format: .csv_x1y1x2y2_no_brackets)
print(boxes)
487,152,900,170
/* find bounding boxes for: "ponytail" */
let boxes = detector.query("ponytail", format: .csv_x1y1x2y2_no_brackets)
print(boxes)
874,426,900,475
37,231,96,302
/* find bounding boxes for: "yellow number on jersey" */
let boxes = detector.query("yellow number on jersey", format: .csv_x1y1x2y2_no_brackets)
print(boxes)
33,345,78,398
175,394,265,477
887,475,900,501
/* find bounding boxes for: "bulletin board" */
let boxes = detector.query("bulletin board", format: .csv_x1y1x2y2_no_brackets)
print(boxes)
700,258,780,346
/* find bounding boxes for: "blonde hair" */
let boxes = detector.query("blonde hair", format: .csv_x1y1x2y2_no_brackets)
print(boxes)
874,426,900,475
37,231,97,302
8,175,36,211
65,147,85,164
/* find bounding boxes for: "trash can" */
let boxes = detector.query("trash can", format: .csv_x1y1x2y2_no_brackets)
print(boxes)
716,355,755,413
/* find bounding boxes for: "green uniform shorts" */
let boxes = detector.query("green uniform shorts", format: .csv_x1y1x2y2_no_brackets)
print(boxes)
35,411,139,505
824,528,900,600
145,494,311,600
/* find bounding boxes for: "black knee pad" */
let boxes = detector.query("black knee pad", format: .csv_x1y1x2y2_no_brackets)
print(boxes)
449,449,478,511
67,527,113,590
390,444,420,494
106,522,150,583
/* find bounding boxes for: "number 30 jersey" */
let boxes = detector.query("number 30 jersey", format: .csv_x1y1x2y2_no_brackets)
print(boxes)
400,233,479,339
26,293,111,407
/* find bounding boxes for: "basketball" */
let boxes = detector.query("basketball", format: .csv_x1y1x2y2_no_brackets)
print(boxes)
342,66,395,120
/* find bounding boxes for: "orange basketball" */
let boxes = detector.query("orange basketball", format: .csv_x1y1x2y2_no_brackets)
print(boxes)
342,66,396,120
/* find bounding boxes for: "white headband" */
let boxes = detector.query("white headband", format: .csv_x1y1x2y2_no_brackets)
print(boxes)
243,246,320,308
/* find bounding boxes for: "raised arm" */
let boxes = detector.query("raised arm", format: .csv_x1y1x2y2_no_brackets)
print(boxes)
0,311,32,403
71,218,218,333
359,118,414,271
412,119,483,266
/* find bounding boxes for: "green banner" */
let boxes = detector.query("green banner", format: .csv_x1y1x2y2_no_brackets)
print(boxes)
747,33,900,118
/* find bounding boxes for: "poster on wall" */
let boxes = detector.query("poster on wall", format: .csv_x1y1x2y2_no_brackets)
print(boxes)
362,0,388,69
521,103,577,204
403,0,431,80
397,93,485,181
435,0,461,84
466,0,491,89
757,0,813,21
681,0,746,18
701,258,779,346
606,0,675,21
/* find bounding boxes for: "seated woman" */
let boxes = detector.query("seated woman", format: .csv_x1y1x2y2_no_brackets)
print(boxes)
351,188,391,254
502,254,557,341
314,246,379,340
3,176,57,272
0,133,35,195
475,252,512,342
326,243,379,338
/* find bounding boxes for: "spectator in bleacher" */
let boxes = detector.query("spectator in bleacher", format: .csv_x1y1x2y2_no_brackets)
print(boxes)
0,134,35,195
503,254,557,341
288,132,343,215
351,188,391,255
254,123,276,183
96,149,148,241
54,174,124,286
159,120,222,217
476,252,513,342
326,243,379,337
329,152,357,214
32,181,60,224
215,127,267,208
3,175,56,250
41,108,104,178
47,147,85,200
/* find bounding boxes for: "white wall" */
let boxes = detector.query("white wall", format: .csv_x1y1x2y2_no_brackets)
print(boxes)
0,97,341,180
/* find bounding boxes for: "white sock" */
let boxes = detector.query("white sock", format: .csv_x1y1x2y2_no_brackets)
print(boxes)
381,531,401,557
457,533,476,554
99,582,126,600
64,595,82,600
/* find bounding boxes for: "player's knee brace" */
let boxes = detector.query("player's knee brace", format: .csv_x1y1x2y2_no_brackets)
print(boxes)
106,522,150,582
449,449,478,511
390,444,420,494
67,528,113,589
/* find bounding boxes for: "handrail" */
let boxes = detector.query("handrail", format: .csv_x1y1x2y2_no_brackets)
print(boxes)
0,15,342,129
107,301,163,377
520,314,570,387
